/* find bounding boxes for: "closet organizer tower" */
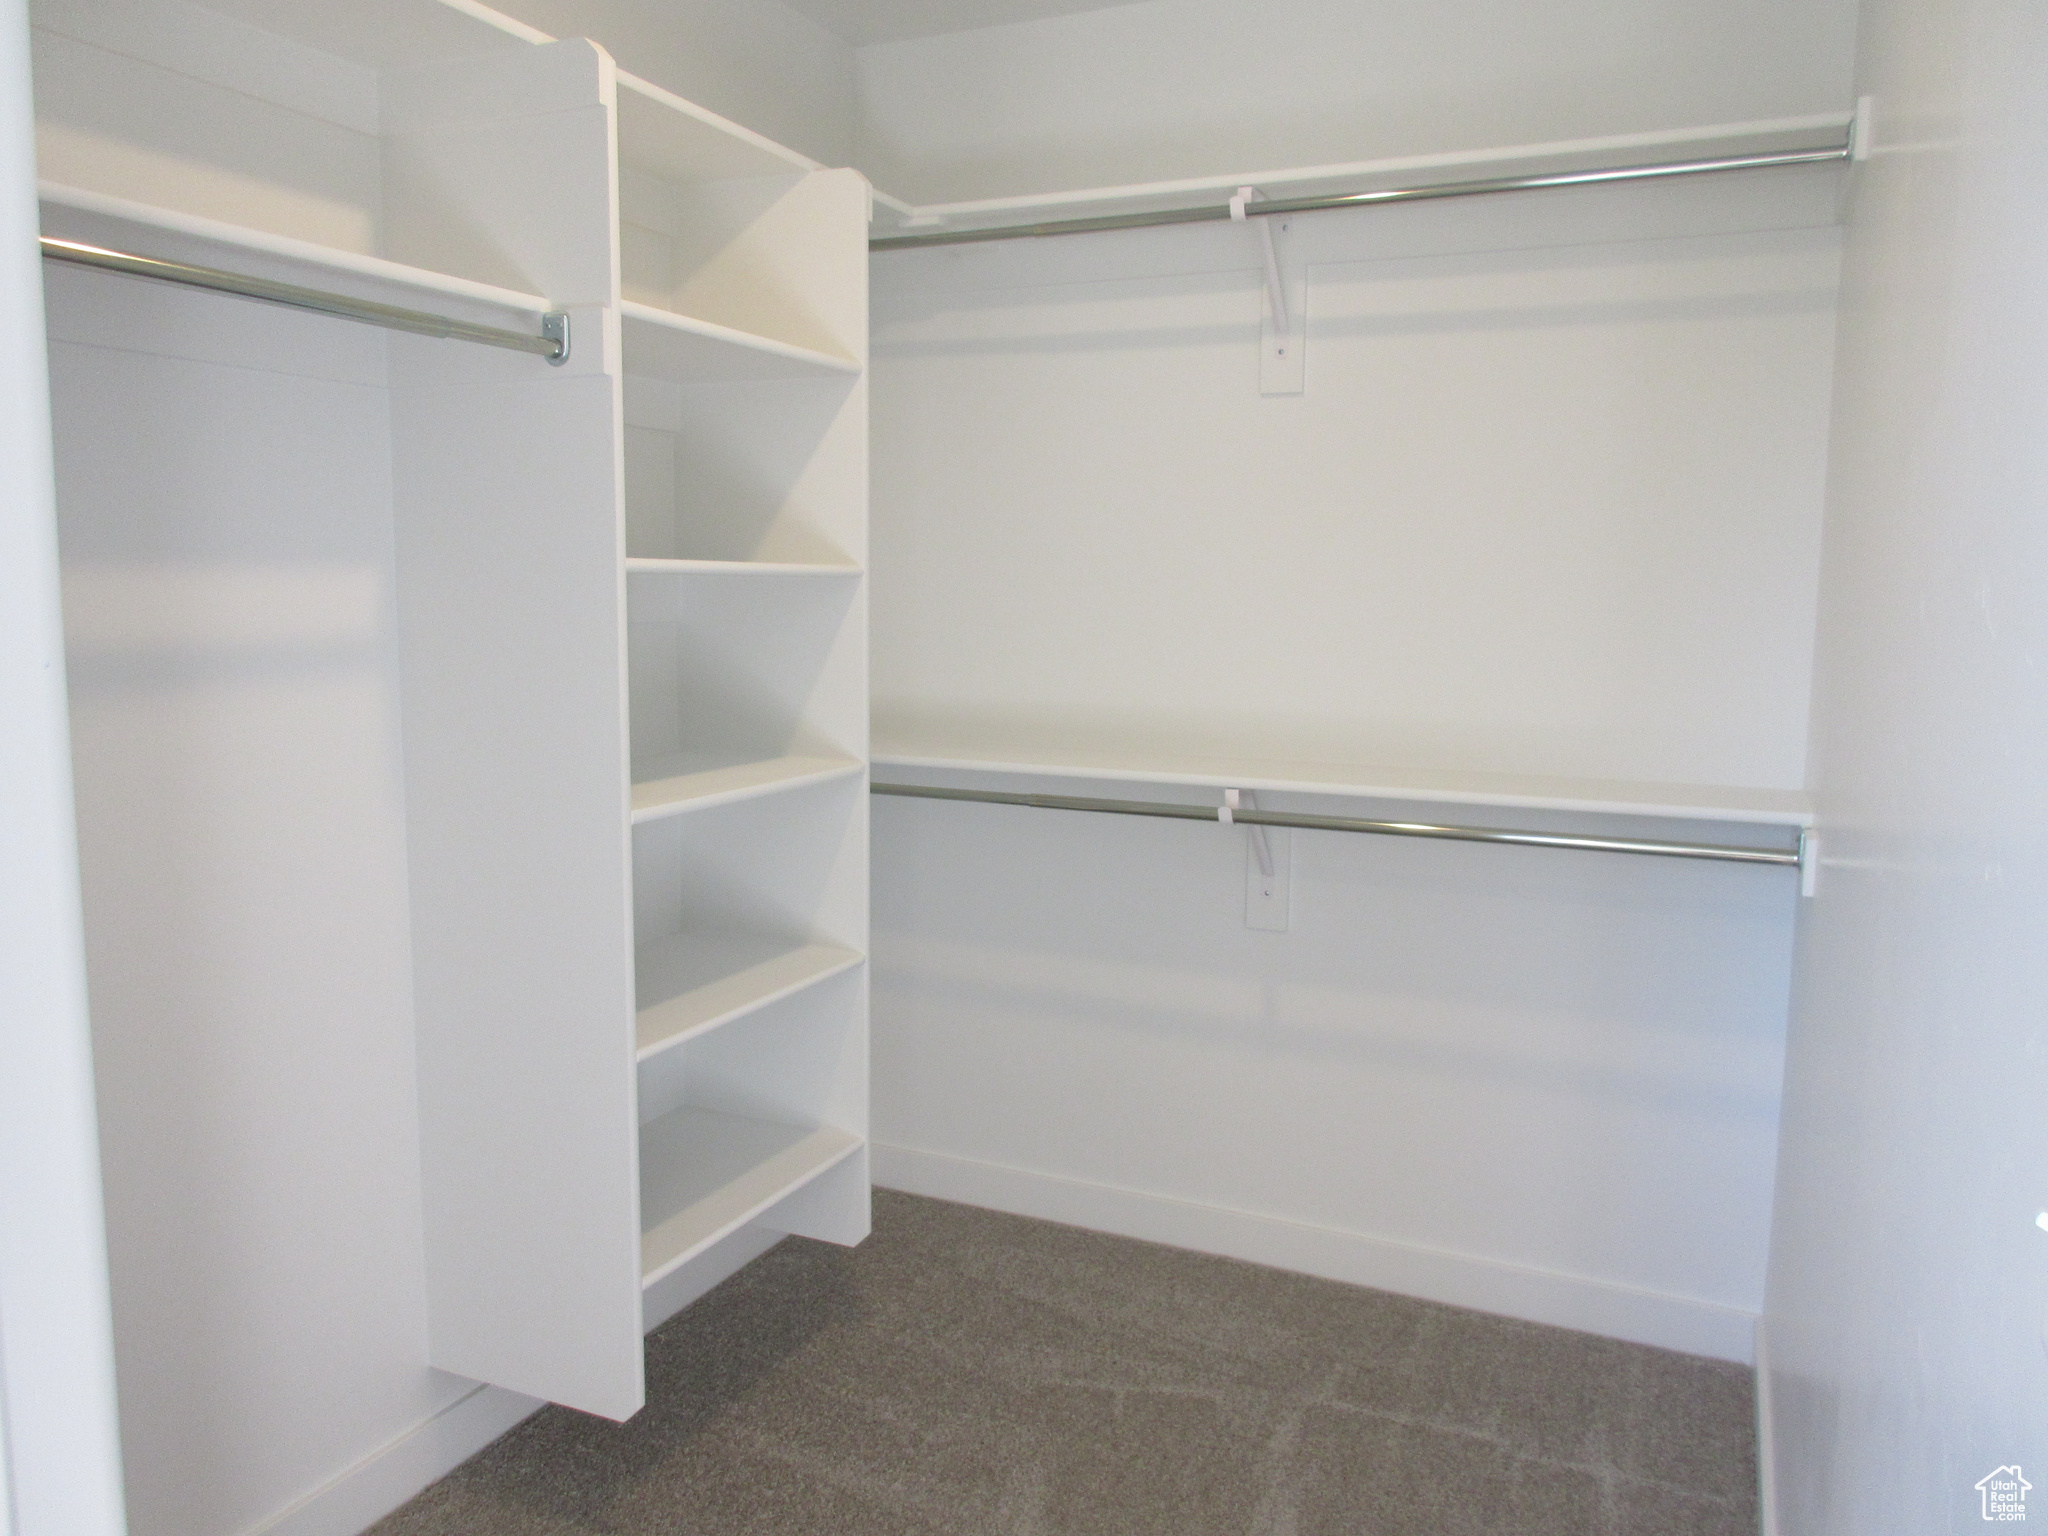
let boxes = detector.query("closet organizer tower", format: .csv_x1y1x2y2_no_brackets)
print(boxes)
35,0,869,1419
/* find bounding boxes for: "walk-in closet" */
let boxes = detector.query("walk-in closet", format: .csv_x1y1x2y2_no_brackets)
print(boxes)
0,0,2041,1533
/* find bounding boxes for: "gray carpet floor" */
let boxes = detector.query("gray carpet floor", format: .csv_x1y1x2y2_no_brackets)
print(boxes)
372,1191,1758,1535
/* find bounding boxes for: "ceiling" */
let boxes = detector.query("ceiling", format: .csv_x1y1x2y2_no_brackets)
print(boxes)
775,0,1155,46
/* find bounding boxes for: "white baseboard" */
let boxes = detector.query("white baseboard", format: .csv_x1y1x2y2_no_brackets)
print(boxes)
241,1222,790,1536
1754,1315,1780,1535
240,1383,542,1536
874,1143,1759,1364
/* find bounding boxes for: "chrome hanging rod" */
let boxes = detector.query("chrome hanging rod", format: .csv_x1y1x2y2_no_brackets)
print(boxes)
40,238,569,363
871,782,1803,868
871,143,1851,251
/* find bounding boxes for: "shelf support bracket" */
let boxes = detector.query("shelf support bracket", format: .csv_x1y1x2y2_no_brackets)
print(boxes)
1221,788,1276,877
1231,187,1305,396
1798,828,1820,898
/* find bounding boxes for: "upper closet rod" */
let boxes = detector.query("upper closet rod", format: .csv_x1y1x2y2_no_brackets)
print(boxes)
872,782,1803,869
871,142,1851,251
40,238,570,363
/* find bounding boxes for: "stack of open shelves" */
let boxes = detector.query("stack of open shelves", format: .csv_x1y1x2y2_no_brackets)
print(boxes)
611,40,872,1363
31,0,867,1421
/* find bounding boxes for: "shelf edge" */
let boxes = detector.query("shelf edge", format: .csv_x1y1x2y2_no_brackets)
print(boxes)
872,111,1856,228
620,300,861,376
615,69,822,178
39,182,554,318
635,944,865,1063
639,1126,863,1289
624,558,863,576
630,758,865,824
871,751,1813,827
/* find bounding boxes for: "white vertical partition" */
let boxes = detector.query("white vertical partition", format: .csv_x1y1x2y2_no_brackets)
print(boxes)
0,0,126,1526
387,38,642,1420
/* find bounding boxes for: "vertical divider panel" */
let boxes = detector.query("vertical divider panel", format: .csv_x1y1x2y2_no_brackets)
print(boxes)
382,38,619,307
387,37,643,1419
749,167,870,1248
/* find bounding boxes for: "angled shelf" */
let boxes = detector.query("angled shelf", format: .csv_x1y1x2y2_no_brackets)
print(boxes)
870,737,1814,828
639,1107,863,1288
636,934,864,1061
621,301,859,383
626,558,862,576
630,754,864,824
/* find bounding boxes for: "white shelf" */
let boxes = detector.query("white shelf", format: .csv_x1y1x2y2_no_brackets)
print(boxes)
871,739,1813,827
870,111,1855,237
630,753,863,823
636,934,863,1061
617,71,818,186
38,182,552,323
625,558,862,577
639,1107,862,1287
621,301,860,383
197,0,543,71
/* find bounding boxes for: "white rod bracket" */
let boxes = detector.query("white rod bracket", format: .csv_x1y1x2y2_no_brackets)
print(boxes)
1850,96,1876,162
1798,828,1820,898
1224,788,1276,877
1233,188,1305,395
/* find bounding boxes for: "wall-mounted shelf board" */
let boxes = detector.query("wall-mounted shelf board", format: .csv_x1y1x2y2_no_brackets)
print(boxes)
197,0,541,71
621,301,860,383
871,740,1813,827
617,70,818,185
636,935,864,1061
869,111,1856,236
639,1107,863,1287
625,559,863,577
631,754,864,824
38,183,552,323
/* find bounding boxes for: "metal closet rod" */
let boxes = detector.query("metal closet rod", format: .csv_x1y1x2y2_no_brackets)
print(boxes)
40,238,570,363
871,142,1851,251
871,782,1803,868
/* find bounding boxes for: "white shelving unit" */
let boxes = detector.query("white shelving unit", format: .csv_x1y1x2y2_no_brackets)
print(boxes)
33,0,867,1423
611,14,871,1375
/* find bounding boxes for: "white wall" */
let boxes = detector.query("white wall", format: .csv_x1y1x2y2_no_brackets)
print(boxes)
1762,0,2048,1529
488,0,855,166
875,786,1798,1361
0,1,127,1530
868,148,1844,1355
872,173,1841,789
854,0,1863,203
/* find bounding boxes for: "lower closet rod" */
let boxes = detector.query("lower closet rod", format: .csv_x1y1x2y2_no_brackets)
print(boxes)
871,143,1850,250
40,238,569,363
871,782,1802,868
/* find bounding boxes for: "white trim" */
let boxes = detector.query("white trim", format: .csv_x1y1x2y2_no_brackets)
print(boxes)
1754,1316,1781,1535
874,1143,1758,1364
237,1385,541,1536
